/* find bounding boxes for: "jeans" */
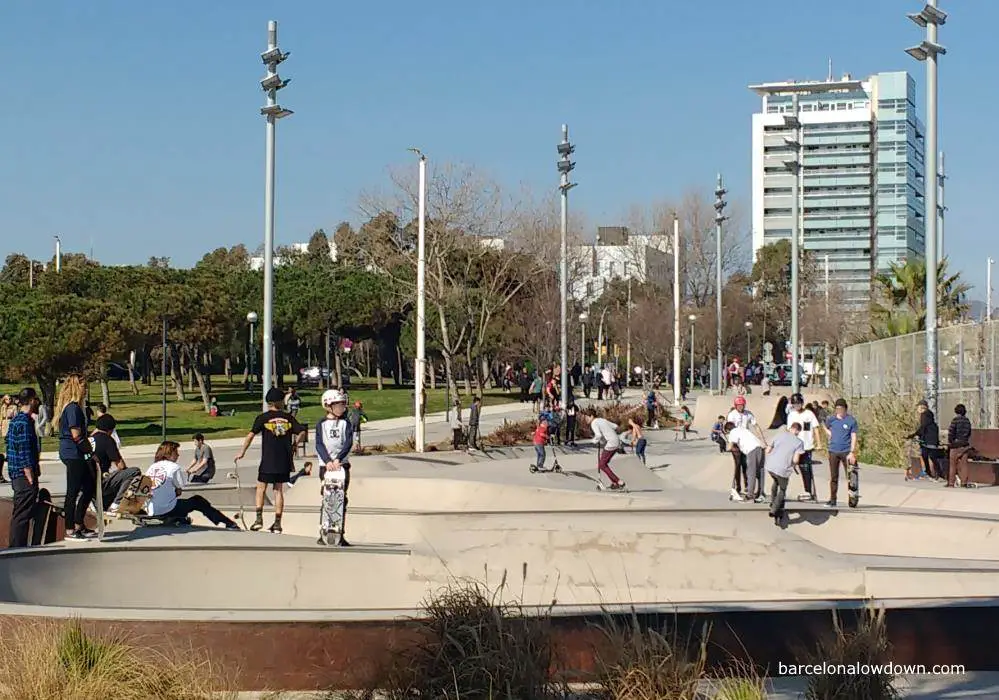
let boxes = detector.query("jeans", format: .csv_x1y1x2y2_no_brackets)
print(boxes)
744,448,765,500
101,468,141,510
798,450,816,497
63,458,96,531
635,438,648,465
828,451,850,501
468,424,479,450
9,475,39,548
163,495,235,527
534,444,545,468
597,448,621,485
769,474,789,518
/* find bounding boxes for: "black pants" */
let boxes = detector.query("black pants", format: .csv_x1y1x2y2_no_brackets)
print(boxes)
647,407,656,427
101,468,141,510
452,428,463,450
63,458,95,531
731,450,748,492
163,495,234,527
566,416,577,444
9,475,38,548
583,383,592,398
799,450,816,497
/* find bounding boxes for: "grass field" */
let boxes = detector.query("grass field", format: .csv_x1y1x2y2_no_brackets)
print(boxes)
0,377,517,447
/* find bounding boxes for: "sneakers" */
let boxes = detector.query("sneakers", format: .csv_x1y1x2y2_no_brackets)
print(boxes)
824,500,838,508
224,521,240,530
753,495,767,504
796,492,815,502
729,488,744,502
249,518,264,532
65,529,94,542
268,520,283,534
610,482,627,491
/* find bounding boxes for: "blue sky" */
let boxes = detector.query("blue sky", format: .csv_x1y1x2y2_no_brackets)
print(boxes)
2,1,995,299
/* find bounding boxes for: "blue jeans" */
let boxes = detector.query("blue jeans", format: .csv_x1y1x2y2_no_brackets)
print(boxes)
534,444,545,468
635,438,648,465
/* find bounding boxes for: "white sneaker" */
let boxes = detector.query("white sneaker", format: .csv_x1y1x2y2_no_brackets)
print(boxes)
729,488,744,502
754,495,767,504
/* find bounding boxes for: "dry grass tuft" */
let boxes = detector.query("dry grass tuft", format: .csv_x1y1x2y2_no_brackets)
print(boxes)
851,385,914,469
803,607,900,700
0,619,237,700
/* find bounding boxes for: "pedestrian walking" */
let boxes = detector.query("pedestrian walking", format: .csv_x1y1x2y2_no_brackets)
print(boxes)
565,401,578,446
6,388,41,548
467,395,481,450
234,387,307,533
54,375,96,541
946,403,973,488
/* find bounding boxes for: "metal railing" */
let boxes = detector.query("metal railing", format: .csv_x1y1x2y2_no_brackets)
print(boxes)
842,320,999,428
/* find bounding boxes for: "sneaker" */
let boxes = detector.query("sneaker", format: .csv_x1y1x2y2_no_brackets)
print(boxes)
65,530,89,542
224,521,240,530
108,503,120,514
729,488,744,502
610,482,626,491
250,518,264,532
824,500,838,508
268,521,283,534
79,527,98,538
754,495,767,504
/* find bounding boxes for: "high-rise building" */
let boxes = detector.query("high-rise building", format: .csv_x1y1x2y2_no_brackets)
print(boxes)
749,71,926,306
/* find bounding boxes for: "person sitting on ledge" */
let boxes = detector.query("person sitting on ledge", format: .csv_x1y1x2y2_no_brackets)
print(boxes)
91,414,141,514
145,441,239,529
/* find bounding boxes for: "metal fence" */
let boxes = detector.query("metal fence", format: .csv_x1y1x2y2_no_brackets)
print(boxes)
842,321,999,429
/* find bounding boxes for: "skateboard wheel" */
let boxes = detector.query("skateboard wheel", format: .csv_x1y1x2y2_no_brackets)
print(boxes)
554,465,562,473
529,465,538,473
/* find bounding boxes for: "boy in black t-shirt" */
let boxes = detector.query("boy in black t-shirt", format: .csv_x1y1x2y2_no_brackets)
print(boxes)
234,387,306,533
91,415,141,512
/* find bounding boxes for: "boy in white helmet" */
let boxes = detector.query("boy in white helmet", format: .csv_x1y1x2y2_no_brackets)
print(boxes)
315,389,354,546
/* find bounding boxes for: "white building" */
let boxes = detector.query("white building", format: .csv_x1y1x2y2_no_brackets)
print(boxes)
571,227,670,304
249,239,338,271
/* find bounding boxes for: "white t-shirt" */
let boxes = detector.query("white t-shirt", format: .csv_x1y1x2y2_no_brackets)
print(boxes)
728,426,763,454
786,408,818,451
145,459,185,516
590,418,621,451
726,408,756,429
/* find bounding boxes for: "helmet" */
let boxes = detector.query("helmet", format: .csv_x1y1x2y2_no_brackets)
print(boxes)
791,392,804,406
321,389,347,407
734,396,747,408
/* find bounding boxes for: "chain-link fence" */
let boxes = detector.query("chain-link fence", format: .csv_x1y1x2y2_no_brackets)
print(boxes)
842,321,999,428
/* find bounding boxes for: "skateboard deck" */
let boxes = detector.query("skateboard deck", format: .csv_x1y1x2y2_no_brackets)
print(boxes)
318,472,346,546
31,488,60,546
116,475,153,516
848,464,860,508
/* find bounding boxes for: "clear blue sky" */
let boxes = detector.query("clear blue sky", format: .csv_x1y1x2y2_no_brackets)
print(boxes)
2,1,995,299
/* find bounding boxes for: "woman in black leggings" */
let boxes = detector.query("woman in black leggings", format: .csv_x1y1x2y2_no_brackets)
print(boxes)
54,375,96,541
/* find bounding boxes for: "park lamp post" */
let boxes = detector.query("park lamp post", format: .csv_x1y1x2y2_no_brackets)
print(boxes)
688,314,697,392
744,321,753,364
260,20,292,411
557,125,576,410
408,147,428,452
247,311,259,390
782,93,802,396
161,317,169,442
579,312,588,368
906,1,946,416
714,174,727,393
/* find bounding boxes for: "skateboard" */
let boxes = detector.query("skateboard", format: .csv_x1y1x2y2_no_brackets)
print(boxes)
31,488,61,546
226,468,249,530
318,469,346,546
848,463,860,508
115,475,153,516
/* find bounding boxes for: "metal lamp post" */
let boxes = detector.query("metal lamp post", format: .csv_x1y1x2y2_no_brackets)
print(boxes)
596,306,610,367
906,1,946,414
409,148,428,453
988,258,994,322
247,311,258,390
688,314,697,392
259,20,293,410
672,213,682,403
579,312,588,368
744,321,753,363
557,125,576,409
54,236,62,273
161,317,168,441
782,93,802,396
714,175,727,393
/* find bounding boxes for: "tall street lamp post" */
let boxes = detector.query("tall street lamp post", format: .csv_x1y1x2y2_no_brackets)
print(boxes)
579,312,588,368
247,311,258,390
714,174,727,393
688,314,697,392
259,20,293,410
557,125,576,409
409,148,428,452
906,0,946,414
782,93,802,396
672,214,682,403
745,321,753,364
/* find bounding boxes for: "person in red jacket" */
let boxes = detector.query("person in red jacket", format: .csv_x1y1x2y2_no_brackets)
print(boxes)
533,419,549,471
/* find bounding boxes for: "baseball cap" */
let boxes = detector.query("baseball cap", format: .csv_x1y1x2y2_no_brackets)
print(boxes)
265,387,285,404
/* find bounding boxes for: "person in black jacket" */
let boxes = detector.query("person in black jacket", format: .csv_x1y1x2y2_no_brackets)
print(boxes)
946,403,973,487
906,400,941,480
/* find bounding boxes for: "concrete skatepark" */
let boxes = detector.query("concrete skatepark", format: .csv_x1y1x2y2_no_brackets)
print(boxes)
2,392,999,693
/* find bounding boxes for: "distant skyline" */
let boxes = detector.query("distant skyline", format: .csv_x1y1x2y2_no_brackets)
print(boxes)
1,1,995,299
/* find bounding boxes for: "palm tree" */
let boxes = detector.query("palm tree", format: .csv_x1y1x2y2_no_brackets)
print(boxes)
871,257,970,338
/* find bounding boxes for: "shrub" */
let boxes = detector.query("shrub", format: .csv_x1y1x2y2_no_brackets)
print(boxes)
852,386,913,469
483,404,662,448
0,619,236,699
593,612,709,700
712,673,768,700
364,576,563,700
803,607,900,700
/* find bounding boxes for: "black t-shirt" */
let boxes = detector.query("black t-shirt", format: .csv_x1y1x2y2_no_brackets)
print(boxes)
251,410,305,475
92,432,121,473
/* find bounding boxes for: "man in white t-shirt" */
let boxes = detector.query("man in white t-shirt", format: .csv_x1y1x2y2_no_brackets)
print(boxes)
725,420,767,503
726,396,757,497
145,441,238,528
785,393,818,501
585,414,627,490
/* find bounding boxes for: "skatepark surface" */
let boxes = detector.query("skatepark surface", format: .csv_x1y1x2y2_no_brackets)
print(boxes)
3,404,999,620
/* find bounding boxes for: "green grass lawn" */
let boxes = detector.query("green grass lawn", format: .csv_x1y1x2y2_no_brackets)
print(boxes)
0,377,517,447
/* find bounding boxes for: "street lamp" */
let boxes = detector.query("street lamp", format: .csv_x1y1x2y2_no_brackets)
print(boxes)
744,321,753,363
714,174,728,393
783,93,802,396
596,306,611,367
579,312,588,368
906,0,946,415
260,20,292,411
988,258,994,323
409,147,428,453
54,235,62,273
688,314,697,391
557,125,577,410
247,311,258,390
672,213,682,403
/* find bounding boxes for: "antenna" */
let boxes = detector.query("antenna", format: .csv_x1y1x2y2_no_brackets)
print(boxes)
827,58,833,82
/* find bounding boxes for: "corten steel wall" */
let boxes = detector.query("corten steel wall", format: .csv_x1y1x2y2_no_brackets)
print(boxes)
842,321,999,428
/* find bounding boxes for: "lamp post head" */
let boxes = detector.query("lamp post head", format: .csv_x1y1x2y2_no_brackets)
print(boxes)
247,311,259,324
579,312,588,322
745,321,753,329
688,314,697,322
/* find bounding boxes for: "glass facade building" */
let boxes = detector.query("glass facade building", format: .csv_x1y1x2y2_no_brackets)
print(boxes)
749,72,926,306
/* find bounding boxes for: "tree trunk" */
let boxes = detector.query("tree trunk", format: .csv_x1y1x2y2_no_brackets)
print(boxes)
334,351,343,388
395,345,403,386
375,344,384,390
100,378,111,409
436,308,460,399
429,358,437,390
224,356,233,384
185,351,195,393
169,346,186,401
36,372,57,433
190,349,212,412
142,344,152,385
126,358,140,395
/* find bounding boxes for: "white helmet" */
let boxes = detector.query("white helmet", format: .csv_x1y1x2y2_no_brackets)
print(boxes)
321,389,347,407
